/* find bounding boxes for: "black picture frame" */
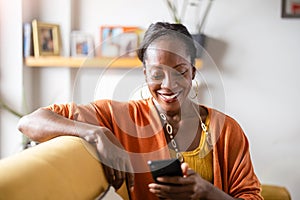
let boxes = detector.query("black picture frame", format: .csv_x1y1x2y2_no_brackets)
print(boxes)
282,0,300,18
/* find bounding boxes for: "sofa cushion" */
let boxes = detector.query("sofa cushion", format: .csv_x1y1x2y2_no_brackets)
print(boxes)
0,136,129,200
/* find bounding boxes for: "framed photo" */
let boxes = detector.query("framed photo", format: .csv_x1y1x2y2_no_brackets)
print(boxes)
99,26,142,57
70,31,94,57
32,19,61,57
282,0,300,18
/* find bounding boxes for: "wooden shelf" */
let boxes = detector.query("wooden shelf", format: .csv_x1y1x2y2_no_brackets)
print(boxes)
25,56,202,68
25,56,143,68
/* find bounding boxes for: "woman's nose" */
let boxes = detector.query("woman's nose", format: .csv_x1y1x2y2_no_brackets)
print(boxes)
161,72,178,89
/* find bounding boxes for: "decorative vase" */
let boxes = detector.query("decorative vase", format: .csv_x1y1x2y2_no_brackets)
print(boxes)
192,33,206,58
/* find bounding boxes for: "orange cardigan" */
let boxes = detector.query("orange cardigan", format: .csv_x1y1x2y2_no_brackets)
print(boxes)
46,98,263,200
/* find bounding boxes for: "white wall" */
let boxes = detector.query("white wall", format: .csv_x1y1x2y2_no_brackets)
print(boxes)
0,0,24,157
22,0,74,110
0,0,299,198
205,1,300,199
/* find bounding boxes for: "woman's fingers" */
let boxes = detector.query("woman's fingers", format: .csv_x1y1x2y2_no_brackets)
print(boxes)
149,183,194,199
89,129,135,191
112,168,124,189
126,172,135,192
100,154,134,190
102,164,114,183
101,161,133,190
181,162,189,177
125,159,134,189
102,164,124,190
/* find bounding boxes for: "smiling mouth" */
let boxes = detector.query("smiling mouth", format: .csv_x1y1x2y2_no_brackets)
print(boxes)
158,92,181,102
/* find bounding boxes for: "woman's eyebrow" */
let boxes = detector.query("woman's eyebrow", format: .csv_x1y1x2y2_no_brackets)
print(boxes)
149,65,163,69
173,63,188,69
147,63,188,69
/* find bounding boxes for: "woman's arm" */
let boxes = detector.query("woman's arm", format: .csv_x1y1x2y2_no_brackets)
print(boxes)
17,108,99,142
211,113,263,199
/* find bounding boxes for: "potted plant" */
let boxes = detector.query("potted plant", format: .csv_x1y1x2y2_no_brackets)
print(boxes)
164,0,214,56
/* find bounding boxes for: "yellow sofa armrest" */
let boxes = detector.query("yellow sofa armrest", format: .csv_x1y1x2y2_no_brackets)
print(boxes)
0,136,129,200
261,184,291,200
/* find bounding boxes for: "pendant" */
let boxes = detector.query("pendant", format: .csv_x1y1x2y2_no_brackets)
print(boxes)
176,152,184,163
166,123,173,135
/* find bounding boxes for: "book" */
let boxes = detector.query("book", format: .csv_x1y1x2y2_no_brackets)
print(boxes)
23,22,32,57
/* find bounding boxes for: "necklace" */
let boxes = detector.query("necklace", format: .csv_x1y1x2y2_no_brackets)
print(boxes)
159,112,184,163
192,104,212,147
158,104,212,163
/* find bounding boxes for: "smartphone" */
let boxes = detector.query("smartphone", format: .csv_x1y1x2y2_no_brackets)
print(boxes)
147,158,183,185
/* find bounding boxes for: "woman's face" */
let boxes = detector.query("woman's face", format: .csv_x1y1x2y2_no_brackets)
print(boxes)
144,39,195,114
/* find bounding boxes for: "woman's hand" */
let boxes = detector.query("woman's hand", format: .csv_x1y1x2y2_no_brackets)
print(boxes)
148,162,211,200
84,127,134,191
148,162,237,200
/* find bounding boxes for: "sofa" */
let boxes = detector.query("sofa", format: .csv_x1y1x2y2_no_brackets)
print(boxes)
0,136,291,200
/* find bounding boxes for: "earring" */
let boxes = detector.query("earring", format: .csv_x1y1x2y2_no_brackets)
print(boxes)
189,80,199,99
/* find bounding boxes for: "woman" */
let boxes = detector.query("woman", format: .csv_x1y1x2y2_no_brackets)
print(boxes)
18,22,263,200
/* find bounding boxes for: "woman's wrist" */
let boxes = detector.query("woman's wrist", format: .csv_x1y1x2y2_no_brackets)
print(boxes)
202,180,215,199
82,131,98,143
81,126,107,143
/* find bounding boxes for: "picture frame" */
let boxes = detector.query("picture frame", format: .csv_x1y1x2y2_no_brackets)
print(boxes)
99,25,142,57
281,0,300,18
70,31,94,57
32,19,61,57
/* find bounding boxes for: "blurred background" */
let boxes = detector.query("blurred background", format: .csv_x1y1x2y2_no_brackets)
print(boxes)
0,0,299,198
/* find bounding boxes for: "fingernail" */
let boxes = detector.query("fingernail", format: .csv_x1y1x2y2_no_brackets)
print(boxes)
130,186,134,192
156,177,163,181
149,188,154,193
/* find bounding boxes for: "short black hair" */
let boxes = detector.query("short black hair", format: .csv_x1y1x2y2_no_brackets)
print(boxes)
137,22,196,65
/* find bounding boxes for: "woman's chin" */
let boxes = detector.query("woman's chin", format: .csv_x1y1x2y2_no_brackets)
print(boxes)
157,96,181,112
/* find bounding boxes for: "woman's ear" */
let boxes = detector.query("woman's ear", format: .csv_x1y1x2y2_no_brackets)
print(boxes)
192,66,196,79
143,67,148,82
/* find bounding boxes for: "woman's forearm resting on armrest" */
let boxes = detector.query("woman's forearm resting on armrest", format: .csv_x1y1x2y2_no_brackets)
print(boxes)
17,108,102,142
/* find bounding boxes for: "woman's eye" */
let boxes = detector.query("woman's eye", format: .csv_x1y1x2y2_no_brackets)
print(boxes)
180,70,187,75
174,69,188,77
149,71,164,80
151,73,164,80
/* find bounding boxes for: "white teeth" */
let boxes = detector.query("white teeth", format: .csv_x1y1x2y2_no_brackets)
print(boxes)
161,93,177,99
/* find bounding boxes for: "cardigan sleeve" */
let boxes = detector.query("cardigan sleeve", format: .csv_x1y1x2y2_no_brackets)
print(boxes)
211,111,263,200
43,100,112,128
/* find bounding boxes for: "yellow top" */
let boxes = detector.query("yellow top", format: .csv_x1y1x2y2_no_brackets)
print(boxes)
170,115,213,183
